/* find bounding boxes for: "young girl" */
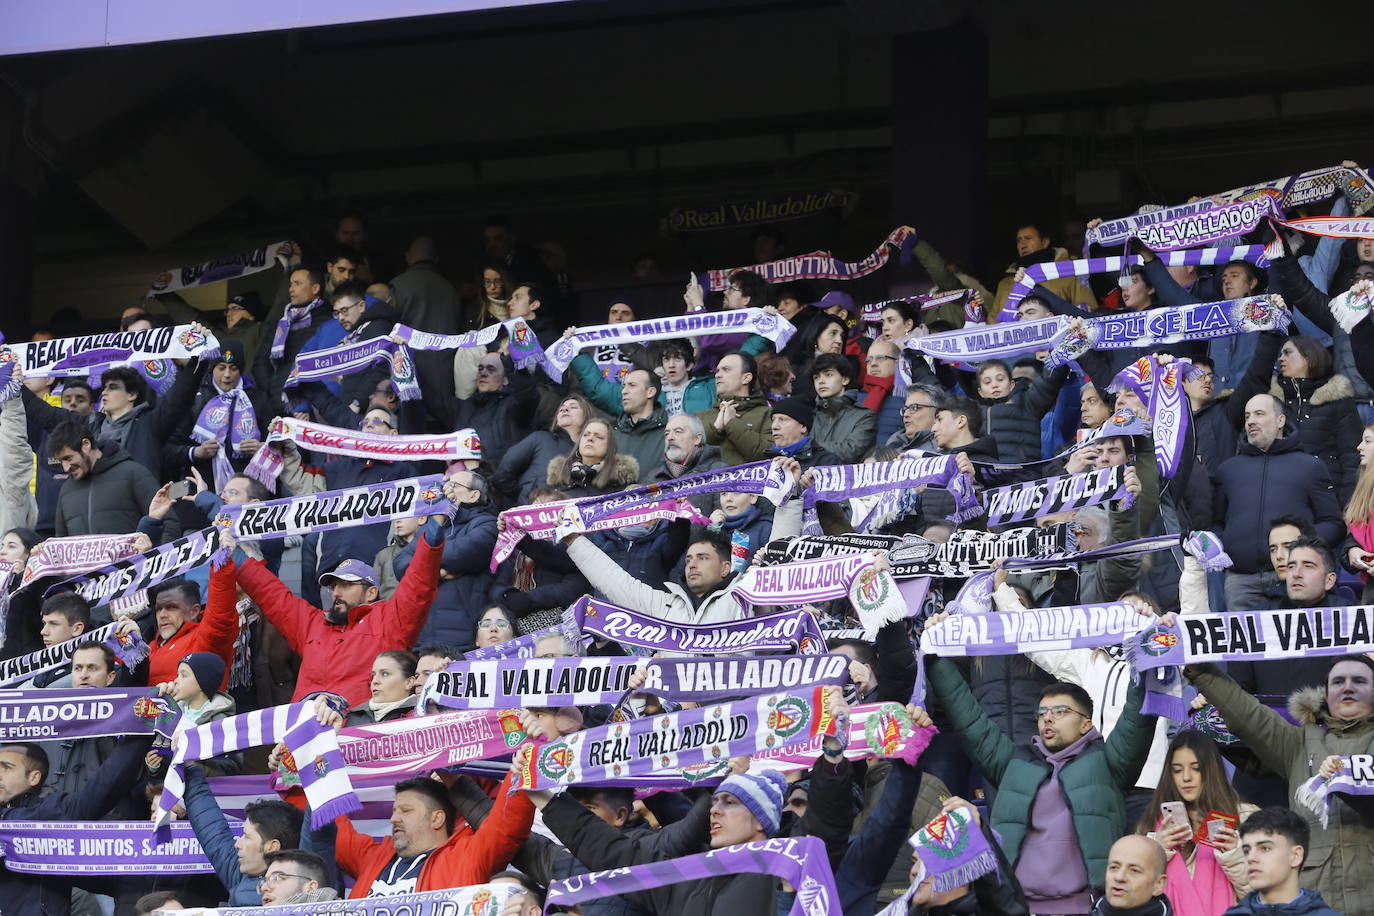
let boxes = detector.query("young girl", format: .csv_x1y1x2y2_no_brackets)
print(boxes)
346,650,418,725
1139,731,1256,915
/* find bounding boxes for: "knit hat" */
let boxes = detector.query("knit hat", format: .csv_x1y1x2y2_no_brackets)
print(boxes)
215,339,245,367
772,396,814,431
180,652,225,698
717,770,789,836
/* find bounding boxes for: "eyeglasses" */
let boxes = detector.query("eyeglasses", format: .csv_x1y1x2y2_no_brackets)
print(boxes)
725,285,744,294
257,872,312,890
478,619,512,629
865,354,897,363
225,303,248,313
1192,372,1215,382
1036,705,1087,721
900,403,936,415
362,417,394,429
332,305,361,318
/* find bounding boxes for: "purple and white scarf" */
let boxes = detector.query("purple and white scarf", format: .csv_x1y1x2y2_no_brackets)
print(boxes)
1297,754,1374,828
703,226,915,290
89,359,177,398
544,308,797,379
427,653,852,709
270,297,324,361
192,385,260,492
1000,245,1269,317
921,601,1149,656
982,463,1130,527
491,497,707,569
546,836,841,916
1107,356,1197,479
148,241,290,296
216,475,451,540
804,454,979,523
0,687,181,741
44,528,219,612
0,621,149,687
1329,279,1374,334
157,702,358,837
286,335,421,402
1184,530,1233,572
1278,215,1374,241
909,805,999,893
1130,196,1284,251
575,596,827,655
244,416,482,484
20,534,143,588
514,688,840,790
733,552,874,607
0,821,221,876
170,886,518,916
861,289,970,324
4,325,219,380
1044,295,1291,369
1085,165,1374,249
393,317,547,373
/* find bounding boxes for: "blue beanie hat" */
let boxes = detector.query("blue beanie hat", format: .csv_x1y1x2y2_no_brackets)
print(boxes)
717,770,789,836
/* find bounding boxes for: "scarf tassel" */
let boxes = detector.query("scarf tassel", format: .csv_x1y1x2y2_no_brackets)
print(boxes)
929,849,999,894
1294,776,1332,828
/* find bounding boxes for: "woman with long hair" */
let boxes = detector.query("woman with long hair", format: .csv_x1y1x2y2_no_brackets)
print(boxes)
1138,731,1256,915
1,528,41,660
345,650,418,725
495,394,593,504
1342,423,1374,600
470,260,516,328
547,418,639,498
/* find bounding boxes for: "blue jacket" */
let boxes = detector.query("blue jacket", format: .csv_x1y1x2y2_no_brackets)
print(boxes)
1224,889,1343,916
0,737,150,916
398,505,498,653
183,764,260,906
588,519,689,591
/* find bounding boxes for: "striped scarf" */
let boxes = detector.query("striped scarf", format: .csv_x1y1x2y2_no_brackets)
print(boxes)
155,702,357,837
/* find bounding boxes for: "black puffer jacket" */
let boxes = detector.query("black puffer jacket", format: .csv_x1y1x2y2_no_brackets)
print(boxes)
969,655,1059,748
915,435,999,529
1212,433,1346,574
338,299,400,410
53,443,162,537
1227,331,1364,503
495,428,575,504
974,366,1071,466
1192,397,1238,479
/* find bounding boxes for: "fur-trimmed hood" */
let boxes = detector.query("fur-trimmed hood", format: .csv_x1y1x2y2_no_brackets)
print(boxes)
1271,372,1355,407
547,453,640,489
1288,684,1374,731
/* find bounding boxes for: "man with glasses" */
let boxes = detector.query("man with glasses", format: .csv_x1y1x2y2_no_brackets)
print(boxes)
152,289,268,369
329,281,399,411
887,383,944,450
1184,355,1237,477
433,351,537,464
923,642,1157,915
258,850,335,906
858,338,906,444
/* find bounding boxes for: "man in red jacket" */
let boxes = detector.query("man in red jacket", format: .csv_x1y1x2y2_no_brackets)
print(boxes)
140,572,240,689
225,517,443,707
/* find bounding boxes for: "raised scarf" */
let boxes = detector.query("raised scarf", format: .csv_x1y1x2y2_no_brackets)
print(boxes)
0,687,180,741
4,324,219,380
0,621,149,687
804,454,979,522
244,416,483,484
575,596,827,655
1296,754,1374,827
1107,356,1200,480
982,462,1131,527
909,805,999,893
43,528,219,612
216,475,451,540
148,240,289,296
702,226,915,289
20,534,143,588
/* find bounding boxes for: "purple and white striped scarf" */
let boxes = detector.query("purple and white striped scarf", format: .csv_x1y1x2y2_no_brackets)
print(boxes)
286,335,421,402
156,702,357,837
1107,356,1199,479
982,463,1130,527
543,308,797,379
192,385,259,492
244,416,482,484
733,552,873,607
491,498,707,569
1297,754,1374,828
0,621,149,687
392,317,548,372
20,534,143,588
546,836,841,916
1127,605,1374,674
44,528,219,612
1000,245,1269,316
861,289,970,324
271,298,323,360
1131,196,1283,251
921,601,1149,656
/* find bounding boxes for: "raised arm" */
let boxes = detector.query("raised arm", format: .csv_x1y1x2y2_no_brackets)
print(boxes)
925,654,1015,784
1102,678,1158,789
377,519,444,647
565,534,676,616
569,352,624,415
1187,664,1303,778
182,764,248,893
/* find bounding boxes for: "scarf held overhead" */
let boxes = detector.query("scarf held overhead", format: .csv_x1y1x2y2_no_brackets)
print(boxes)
982,463,1130,527
575,596,827,655
20,534,143,588
245,416,482,483
0,688,180,742
702,226,915,290
45,528,218,611
0,621,149,687
804,454,979,523
2,325,220,379
216,475,451,540
148,241,290,296
1128,605,1374,674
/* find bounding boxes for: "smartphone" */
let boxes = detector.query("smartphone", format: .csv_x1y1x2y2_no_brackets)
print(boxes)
166,480,190,500
1160,801,1187,828
1205,819,1225,840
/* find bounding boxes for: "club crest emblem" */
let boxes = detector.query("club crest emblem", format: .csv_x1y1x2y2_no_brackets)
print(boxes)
1138,624,1179,657
178,328,207,349
917,807,971,859
766,696,810,739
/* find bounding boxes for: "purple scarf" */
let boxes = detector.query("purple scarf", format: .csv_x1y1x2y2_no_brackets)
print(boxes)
271,297,323,360
804,454,979,522
575,596,827,655
192,385,260,491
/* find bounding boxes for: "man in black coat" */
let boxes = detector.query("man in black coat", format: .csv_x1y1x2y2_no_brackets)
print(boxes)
329,282,400,411
1214,393,1345,612
0,738,153,916
46,421,167,539
167,339,275,485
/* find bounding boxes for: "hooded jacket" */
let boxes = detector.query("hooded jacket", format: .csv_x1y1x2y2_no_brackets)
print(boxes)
1187,666,1374,916
52,442,163,537
1213,434,1345,575
811,394,877,463
926,654,1157,891
234,528,443,706
495,428,576,504
337,298,401,409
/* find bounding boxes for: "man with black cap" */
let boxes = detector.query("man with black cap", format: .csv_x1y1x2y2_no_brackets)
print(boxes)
226,504,446,706
765,396,838,469
170,338,275,486
154,289,268,369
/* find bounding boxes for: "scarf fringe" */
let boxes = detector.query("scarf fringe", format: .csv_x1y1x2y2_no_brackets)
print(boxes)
1294,776,1331,828
929,849,998,894
310,792,363,830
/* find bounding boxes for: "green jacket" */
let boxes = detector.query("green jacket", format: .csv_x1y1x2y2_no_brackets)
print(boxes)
697,395,772,467
614,406,669,483
1189,666,1374,916
927,655,1156,889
